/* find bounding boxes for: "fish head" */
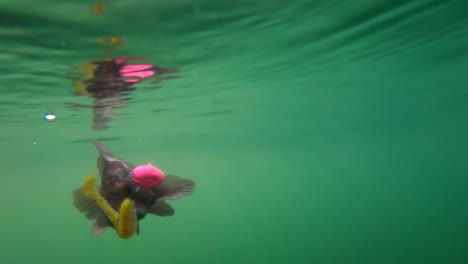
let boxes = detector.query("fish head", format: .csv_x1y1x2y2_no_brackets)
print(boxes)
103,159,133,181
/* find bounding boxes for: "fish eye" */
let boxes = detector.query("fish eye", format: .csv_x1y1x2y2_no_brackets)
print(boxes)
124,184,134,195
115,181,134,196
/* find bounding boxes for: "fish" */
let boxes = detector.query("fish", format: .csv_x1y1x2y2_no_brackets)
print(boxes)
72,140,195,238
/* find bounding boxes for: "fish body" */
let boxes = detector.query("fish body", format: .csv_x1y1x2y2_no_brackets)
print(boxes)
73,140,195,237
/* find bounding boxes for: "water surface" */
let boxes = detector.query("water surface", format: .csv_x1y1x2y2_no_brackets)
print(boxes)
1,1,468,263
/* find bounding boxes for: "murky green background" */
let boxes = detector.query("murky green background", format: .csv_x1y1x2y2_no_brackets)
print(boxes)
1,0,468,263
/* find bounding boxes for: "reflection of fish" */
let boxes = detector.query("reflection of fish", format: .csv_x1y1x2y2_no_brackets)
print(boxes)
91,97,126,130
72,140,195,238
69,57,179,130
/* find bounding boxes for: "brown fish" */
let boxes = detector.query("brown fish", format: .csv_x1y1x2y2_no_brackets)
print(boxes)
72,140,195,237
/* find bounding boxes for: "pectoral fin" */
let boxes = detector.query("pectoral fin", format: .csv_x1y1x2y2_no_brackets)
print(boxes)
148,201,174,216
153,175,195,201
73,186,111,237
73,187,106,220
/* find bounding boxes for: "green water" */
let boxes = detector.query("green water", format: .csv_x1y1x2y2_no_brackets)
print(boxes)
1,0,468,263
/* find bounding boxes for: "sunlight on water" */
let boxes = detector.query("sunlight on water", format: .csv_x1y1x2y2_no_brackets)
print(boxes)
1,1,468,263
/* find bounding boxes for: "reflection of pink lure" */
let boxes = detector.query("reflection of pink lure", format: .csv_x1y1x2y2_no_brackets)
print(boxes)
115,56,156,83
131,164,165,188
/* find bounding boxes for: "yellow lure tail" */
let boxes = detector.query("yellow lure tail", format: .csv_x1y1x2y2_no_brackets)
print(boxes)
81,175,138,239
118,199,138,239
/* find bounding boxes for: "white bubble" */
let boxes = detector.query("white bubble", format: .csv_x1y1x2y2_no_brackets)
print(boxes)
44,113,56,122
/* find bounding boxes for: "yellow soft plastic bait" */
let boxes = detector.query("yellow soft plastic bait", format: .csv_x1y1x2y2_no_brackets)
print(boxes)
81,175,137,239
